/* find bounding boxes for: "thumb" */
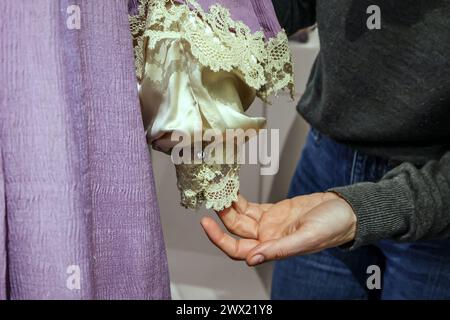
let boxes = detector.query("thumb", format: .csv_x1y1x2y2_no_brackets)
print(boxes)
246,230,317,266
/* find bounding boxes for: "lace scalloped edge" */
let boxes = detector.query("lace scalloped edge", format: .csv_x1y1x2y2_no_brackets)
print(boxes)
176,164,240,211
129,0,295,101
204,173,239,211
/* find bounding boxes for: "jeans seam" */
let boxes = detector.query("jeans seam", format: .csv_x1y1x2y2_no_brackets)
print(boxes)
350,151,358,184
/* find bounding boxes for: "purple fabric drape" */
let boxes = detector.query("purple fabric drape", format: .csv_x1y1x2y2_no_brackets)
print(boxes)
0,0,169,299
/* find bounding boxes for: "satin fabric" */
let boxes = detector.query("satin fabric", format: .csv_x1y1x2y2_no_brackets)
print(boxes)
140,37,266,153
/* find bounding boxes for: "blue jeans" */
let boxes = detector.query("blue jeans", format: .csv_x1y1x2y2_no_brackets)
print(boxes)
271,129,450,300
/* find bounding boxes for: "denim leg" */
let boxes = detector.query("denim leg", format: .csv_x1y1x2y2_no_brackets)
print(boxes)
379,239,450,299
272,129,384,300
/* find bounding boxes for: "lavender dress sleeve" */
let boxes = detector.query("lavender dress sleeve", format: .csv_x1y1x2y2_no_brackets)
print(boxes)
0,0,169,299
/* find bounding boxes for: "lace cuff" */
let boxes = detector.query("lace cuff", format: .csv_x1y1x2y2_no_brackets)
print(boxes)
175,163,239,211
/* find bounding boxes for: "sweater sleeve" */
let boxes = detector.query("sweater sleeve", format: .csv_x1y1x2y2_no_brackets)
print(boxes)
331,151,450,249
271,0,317,35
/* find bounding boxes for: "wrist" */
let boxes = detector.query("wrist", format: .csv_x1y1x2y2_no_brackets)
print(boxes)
326,192,357,241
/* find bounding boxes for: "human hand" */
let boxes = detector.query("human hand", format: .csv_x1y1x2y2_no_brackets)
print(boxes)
200,192,357,266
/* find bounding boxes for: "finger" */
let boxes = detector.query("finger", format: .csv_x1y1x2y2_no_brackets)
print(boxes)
234,194,270,221
217,203,259,239
245,229,320,266
201,217,259,260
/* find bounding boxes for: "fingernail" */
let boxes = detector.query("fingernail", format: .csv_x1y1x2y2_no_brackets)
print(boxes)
249,254,265,266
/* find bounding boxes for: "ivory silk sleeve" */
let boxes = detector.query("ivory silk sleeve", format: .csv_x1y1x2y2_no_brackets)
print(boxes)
130,0,294,210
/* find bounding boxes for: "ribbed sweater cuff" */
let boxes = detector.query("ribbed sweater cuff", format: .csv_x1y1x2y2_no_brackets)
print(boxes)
329,180,414,249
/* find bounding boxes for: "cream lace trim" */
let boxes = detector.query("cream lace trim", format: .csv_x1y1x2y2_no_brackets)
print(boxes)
175,163,240,211
129,0,294,100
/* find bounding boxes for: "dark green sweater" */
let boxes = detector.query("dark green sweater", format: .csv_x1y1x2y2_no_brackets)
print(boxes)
272,0,450,248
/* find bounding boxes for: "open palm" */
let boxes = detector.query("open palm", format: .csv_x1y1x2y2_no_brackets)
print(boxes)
201,192,356,266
